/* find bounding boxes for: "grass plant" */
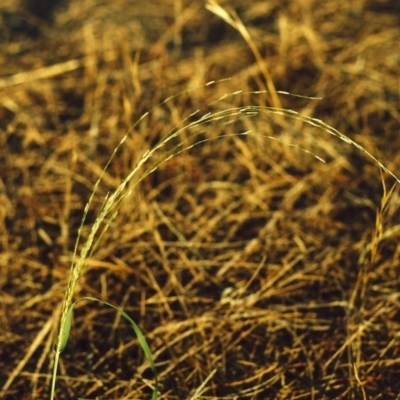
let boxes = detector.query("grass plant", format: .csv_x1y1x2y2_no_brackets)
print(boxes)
50,82,400,398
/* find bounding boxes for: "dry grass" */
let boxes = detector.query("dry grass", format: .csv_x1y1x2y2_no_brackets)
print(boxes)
1,0,400,399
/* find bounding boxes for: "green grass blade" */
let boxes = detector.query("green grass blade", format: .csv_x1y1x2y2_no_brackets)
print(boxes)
58,304,74,352
57,296,158,399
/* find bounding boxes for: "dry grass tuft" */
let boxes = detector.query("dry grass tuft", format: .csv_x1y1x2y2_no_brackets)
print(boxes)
1,0,400,399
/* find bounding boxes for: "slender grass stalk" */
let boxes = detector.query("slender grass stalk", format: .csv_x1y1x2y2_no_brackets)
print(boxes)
50,82,400,399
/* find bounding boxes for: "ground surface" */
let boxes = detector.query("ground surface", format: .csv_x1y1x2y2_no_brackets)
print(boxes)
1,0,400,399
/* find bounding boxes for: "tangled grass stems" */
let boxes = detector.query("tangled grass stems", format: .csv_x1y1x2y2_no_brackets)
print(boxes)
50,81,400,399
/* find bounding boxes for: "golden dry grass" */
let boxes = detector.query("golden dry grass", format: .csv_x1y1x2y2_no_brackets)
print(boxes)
1,0,400,399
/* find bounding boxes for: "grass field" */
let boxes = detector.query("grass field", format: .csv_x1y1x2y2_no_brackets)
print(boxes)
1,0,400,399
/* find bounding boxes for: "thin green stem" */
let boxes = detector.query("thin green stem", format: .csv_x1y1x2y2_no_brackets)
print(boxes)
49,349,60,400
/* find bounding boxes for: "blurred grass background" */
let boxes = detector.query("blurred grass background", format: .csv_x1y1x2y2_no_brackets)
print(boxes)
1,0,400,398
